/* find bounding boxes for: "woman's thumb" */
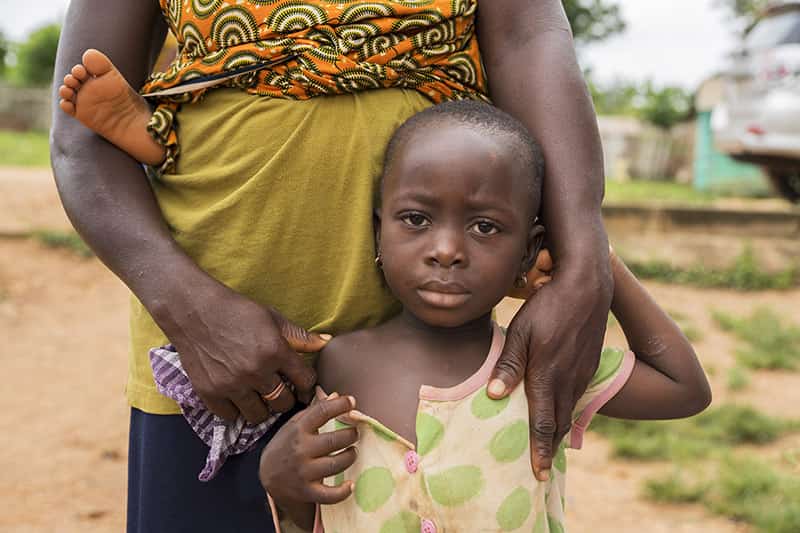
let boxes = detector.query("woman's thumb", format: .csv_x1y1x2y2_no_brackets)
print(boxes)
270,311,332,352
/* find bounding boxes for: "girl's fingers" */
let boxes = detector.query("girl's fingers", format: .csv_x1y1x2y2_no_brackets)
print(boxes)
300,396,356,431
307,480,354,505
308,426,359,457
304,447,358,481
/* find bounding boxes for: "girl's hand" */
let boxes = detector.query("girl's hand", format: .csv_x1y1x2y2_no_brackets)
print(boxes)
259,395,359,507
507,248,553,300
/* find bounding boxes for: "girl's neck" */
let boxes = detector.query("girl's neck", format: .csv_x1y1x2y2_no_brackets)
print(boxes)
395,309,494,350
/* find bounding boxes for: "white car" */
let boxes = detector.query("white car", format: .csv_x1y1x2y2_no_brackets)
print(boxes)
712,2,800,202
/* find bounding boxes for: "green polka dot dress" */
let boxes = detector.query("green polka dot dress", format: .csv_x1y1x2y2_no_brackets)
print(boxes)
274,324,634,533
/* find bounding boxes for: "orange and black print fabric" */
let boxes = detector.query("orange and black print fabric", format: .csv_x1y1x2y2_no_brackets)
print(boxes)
142,0,489,174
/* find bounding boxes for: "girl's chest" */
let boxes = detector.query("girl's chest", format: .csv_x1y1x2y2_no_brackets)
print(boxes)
318,384,564,533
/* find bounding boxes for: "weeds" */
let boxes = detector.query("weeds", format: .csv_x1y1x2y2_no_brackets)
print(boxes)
726,366,750,391
713,308,800,371
707,457,800,533
643,459,800,533
33,230,93,258
0,129,50,167
644,470,708,504
626,246,798,290
590,405,793,461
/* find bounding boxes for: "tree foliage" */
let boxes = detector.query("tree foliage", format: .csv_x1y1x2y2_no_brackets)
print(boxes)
0,32,7,78
715,0,769,27
563,0,626,45
589,78,693,129
15,24,61,86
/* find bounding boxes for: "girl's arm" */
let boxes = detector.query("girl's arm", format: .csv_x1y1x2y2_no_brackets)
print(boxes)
598,253,712,419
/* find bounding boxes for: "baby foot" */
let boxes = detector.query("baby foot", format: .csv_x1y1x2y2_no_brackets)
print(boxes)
58,49,166,165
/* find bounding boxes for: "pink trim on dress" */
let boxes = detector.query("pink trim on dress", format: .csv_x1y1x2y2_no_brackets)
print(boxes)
419,322,504,402
569,350,636,449
313,504,324,533
267,493,282,532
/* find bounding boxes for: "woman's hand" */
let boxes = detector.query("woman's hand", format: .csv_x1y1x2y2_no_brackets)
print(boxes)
260,395,359,518
489,258,611,481
157,275,330,424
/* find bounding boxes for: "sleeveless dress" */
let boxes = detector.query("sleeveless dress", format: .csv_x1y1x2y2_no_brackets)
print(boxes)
127,0,489,414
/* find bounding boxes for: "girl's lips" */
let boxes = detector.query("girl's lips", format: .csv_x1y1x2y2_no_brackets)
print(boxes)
416,288,471,308
419,280,468,293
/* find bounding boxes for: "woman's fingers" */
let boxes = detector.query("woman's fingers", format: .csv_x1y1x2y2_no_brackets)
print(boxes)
231,389,272,424
300,396,356,432
259,374,296,414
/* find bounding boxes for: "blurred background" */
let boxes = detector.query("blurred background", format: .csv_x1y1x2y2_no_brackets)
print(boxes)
1,1,798,532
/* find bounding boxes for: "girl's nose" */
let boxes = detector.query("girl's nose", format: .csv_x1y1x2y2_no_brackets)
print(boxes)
426,228,467,268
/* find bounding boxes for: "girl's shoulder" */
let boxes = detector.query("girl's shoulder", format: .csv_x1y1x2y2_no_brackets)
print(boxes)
316,326,389,395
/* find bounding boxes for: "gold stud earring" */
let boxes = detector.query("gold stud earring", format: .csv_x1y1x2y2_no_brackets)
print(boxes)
375,252,383,267
514,273,528,289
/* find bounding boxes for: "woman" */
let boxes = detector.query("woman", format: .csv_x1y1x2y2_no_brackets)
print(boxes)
50,1,612,531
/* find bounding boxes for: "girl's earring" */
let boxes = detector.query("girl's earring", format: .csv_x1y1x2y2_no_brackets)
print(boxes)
514,273,528,289
375,252,383,267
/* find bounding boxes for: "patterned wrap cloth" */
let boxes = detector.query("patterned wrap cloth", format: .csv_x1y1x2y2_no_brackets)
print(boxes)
141,0,489,174
149,345,279,481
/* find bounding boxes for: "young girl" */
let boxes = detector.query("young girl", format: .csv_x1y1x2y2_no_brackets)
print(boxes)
258,101,711,533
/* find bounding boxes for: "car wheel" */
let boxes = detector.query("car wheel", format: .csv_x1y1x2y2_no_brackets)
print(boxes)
766,168,800,203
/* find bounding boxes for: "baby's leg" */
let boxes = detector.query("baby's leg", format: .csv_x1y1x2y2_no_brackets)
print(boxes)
58,49,166,166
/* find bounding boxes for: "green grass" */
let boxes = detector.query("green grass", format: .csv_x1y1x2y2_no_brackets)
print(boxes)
0,129,50,167
32,230,93,258
625,246,798,291
707,457,800,533
589,404,794,462
713,307,800,371
643,459,800,532
644,470,709,504
726,366,751,391
605,180,714,204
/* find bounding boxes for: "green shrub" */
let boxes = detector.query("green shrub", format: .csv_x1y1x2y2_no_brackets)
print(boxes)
713,308,800,370
644,470,708,503
590,405,793,461
626,246,798,290
33,230,93,258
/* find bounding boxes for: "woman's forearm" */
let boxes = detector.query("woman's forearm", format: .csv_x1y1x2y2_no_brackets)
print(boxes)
50,0,209,319
477,0,608,272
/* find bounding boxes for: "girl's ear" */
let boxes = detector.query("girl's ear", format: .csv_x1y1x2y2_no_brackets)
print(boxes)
373,208,382,253
521,221,545,275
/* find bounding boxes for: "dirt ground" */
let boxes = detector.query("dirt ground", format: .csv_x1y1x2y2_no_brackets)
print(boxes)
2,169,799,532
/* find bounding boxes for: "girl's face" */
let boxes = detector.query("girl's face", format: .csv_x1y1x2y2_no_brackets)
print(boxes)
378,123,542,328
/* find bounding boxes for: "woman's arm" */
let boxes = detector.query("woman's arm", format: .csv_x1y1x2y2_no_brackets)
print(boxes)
51,0,321,422
478,0,611,479
599,254,712,419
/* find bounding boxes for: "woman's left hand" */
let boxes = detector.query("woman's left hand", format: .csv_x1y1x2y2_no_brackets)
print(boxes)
489,260,611,481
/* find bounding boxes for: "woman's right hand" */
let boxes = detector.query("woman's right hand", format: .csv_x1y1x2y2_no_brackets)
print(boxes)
260,395,359,506
157,276,330,423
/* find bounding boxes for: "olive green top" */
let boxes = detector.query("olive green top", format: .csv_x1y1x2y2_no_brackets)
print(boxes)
128,88,431,414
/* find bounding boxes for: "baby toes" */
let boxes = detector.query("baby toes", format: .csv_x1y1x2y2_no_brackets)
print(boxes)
70,64,88,82
59,99,76,115
58,84,75,101
63,73,81,90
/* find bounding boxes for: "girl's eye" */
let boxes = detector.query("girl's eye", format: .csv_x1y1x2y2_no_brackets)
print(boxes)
472,221,499,235
401,213,430,227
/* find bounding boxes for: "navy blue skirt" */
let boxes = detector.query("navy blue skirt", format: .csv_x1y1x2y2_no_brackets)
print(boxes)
127,407,298,533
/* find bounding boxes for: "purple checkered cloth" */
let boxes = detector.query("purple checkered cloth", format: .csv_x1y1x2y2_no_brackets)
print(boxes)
149,345,280,481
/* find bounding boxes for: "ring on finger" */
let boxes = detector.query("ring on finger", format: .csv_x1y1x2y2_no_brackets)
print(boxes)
261,380,286,403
